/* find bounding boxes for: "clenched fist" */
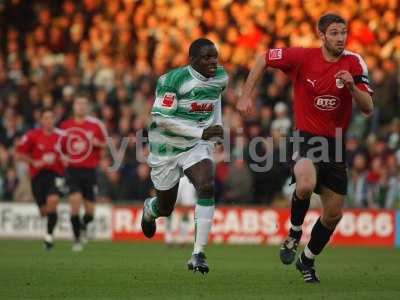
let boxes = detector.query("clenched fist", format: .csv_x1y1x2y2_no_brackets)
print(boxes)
236,97,254,117
335,70,355,91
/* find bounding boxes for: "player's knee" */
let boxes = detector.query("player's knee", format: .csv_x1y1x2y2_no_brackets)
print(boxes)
196,180,214,199
47,206,57,214
70,203,80,215
69,193,81,212
156,200,175,217
84,202,95,215
47,196,58,212
39,207,47,217
296,177,315,198
322,211,343,228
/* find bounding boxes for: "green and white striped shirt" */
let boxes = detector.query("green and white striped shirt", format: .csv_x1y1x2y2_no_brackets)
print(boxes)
149,65,228,156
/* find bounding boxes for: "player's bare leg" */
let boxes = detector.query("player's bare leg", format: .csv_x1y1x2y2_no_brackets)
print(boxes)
184,159,215,274
38,206,47,219
296,187,344,283
141,184,179,238
43,195,59,250
69,192,83,251
81,200,95,244
280,158,316,265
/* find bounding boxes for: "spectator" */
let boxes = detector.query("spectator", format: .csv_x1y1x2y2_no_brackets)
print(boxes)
3,167,18,201
222,157,253,204
347,153,368,208
364,156,398,208
0,109,23,148
271,102,291,136
97,156,120,202
130,163,153,201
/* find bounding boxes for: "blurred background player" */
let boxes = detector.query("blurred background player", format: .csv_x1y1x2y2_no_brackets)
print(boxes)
15,109,64,250
141,38,228,274
164,176,197,246
59,94,108,251
237,13,373,283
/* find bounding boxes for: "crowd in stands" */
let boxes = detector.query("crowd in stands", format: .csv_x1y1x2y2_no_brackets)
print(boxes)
0,0,399,208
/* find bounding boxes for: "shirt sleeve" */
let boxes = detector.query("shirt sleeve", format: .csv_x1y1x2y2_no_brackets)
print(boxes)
151,77,179,118
152,115,203,139
16,132,33,155
265,48,306,71
350,55,373,94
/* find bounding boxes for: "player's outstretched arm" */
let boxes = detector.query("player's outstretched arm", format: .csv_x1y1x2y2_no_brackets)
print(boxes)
154,116,204,139
335,70,373,117
236,53,267,116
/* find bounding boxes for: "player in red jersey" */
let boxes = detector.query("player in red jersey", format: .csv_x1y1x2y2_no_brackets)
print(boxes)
15,109,65,250
237,13,373,283
59,93,108,251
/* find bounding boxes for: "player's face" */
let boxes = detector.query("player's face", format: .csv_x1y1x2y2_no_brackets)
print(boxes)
321,23,347,56
41,111,54,131
191,45,218,78
73,97,88,117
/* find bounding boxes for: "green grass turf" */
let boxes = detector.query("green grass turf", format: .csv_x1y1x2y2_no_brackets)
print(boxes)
0,240,399,300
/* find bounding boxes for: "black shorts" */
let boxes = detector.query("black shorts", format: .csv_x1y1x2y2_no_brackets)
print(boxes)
31,171,62,208
290,130,347,195
65,167,98,201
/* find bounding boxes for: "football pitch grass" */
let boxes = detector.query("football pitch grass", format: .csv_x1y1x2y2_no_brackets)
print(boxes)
0,240,399,300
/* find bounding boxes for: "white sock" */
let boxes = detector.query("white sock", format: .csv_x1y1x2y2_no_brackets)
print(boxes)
291,224,302,232
304,245,316,259
193,203,214,254
44,233,53,243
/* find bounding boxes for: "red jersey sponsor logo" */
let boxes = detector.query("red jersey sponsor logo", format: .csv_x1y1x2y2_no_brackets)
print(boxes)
161,93,175,108
269,48,282,60
314,95,341,111
190,102,214,113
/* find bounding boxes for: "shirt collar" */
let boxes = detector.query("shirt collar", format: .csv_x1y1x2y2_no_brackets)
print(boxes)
188,65,208,81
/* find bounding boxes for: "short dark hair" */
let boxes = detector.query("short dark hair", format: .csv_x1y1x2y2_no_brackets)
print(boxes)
74,91,89,101
317,13,346,33
41,108,54,115
189,38,215,58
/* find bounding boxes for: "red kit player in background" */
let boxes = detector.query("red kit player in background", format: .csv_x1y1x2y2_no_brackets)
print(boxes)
237,13,373,283
16,109,65,250
59,94,108,251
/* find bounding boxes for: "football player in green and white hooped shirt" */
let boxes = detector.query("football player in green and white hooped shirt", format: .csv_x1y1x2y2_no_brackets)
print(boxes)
141,38,228,274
